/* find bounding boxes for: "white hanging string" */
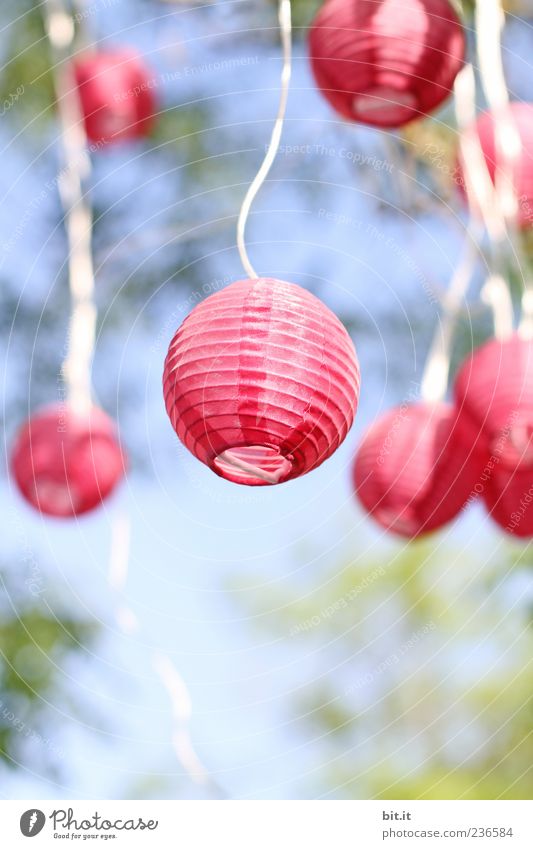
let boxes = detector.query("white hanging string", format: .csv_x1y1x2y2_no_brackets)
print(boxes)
420,223,482,403
43,0,96,417
108,512,225,797
152,652,217,791
454,64,515,341
236,0,292,279
474,0,533,338
218,0,293,483
476,0,533,340
69,0,93,51
43,0,223,798
420,62,508,404
475,0,521,226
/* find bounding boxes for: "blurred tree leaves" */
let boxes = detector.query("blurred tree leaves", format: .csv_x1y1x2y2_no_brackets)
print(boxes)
1,0,532,801
233,539,533,799
0,0,54,130
0,569,96,776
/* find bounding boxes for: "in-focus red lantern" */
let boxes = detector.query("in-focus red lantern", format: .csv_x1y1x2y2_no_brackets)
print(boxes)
482,465,533,538
465,103,533,229
163,277,360,486
353,402,481,537
308,0,465,129
454,333,533,471
10,404,126,518
74,49,156,144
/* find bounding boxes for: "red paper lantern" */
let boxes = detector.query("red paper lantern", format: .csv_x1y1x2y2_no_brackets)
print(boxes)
163,277,360,486
465,103,533,229
74,49,156,144
353,402,481,537
308,0,465,128
454,333,533,471
10,404,126,518
482,465,533,538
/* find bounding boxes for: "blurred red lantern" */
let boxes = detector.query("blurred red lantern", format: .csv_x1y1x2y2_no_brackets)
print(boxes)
454,333,533,471
483,465,533,538
74,49,156,144
308,0,465,128
163,277,360,486
353,402,481,537
10,404,126,518
464,103,533,229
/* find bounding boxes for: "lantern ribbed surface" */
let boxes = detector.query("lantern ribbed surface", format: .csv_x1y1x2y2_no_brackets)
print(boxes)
483,466,533,538
308,0,465,128
353,402,482,537
74,49,156,144
163,277,360,486
10,405,126,518
467,103,533,229
454,334,533,471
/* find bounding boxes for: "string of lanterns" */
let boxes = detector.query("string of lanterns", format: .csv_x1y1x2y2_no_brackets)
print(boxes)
9,0,533,541
11,0,129,518
11,0,224,795
351,0,533,538
352,71,490,539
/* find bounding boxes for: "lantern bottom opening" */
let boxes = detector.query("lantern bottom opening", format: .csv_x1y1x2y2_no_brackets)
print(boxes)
352,88,416,125
213,444,293,486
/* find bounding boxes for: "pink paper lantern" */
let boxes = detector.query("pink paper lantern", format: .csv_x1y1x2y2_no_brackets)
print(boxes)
483,465,533,538
10,404,126,518
163,277,360,486
353,402,481,537
464,103,533,229
308,0,465,128
74,49,156,144
454,333,533,471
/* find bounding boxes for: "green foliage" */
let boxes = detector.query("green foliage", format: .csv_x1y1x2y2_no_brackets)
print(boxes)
0,571,96,774
0,1,55,131
233,538,533,799
2,0,532,801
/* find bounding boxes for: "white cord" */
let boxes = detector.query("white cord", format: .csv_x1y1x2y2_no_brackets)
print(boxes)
455,64,515,341
43,0,223,798
420,223,482,403
475,0,521,226
43,0,96,417
236,0,292,279
108,512,225,797
419,60,516,404
474,0,533,337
